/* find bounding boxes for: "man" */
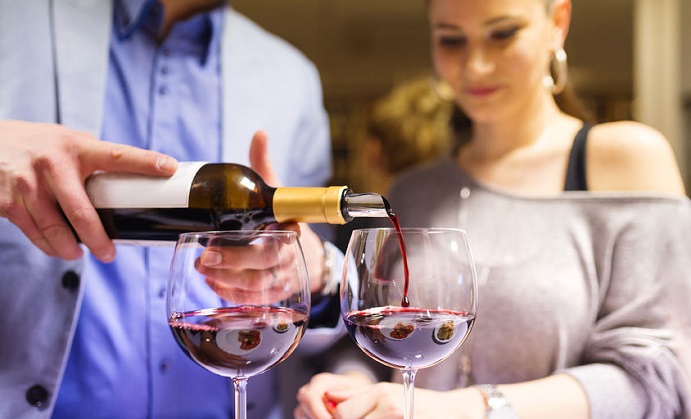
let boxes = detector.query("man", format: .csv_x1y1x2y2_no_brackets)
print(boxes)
0,1,341,417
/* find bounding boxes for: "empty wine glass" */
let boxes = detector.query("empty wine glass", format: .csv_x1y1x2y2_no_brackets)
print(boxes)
341,228,478,419
167,230,310,419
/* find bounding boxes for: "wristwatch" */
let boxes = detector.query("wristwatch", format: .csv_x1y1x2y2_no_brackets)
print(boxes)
476,384,519,419
319,241,339,296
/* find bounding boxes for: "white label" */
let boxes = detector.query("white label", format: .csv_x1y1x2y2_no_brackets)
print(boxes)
86,162,207,208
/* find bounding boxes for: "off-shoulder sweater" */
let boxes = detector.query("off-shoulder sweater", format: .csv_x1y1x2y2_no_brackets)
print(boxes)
386,157,691,419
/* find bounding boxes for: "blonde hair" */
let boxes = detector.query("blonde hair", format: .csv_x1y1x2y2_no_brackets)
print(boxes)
366,76,454,174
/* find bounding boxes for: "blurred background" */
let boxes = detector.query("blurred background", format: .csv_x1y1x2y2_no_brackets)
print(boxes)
232,0,691,195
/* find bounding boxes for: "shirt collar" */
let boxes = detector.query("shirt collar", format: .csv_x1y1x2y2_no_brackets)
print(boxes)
173,7,223,66
114,0,159,40
114,0,224,65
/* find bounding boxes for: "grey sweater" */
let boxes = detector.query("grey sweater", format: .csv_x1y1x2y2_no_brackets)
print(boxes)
386,157,691,419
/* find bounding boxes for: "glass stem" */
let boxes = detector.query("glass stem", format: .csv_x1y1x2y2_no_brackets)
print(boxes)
401,368,417,419
233,377,248,419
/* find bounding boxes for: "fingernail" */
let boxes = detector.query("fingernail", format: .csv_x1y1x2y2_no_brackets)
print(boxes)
201,250,222,266
322,393,337,414
99,247,116,263
156,157,175,171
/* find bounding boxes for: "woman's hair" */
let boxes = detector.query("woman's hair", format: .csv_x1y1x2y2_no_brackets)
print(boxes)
544,0,597,123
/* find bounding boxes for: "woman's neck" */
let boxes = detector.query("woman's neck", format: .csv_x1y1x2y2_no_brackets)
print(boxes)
463,94,562,163
455,96,579,194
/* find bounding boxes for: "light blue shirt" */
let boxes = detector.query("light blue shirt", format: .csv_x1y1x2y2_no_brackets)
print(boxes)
54,1,277,417
0,2,338,417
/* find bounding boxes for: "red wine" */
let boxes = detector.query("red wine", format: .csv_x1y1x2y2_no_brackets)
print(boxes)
83,162,389,244
382,198,410,307
168,306,308,378
344,306,474,369
387,211,410,307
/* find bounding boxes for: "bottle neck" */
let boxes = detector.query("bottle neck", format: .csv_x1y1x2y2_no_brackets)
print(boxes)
272,187,389,224
273,186,348,224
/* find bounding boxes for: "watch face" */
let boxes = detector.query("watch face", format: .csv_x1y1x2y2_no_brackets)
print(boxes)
487,405,519,419
478,385,519,419
487,394,509,410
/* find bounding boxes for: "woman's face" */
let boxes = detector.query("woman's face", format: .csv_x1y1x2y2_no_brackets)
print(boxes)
429,0,559,123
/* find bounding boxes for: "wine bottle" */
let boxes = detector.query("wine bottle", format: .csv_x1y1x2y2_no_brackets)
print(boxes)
84,162,388,244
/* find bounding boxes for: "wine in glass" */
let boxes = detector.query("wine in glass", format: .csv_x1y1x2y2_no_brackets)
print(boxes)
167,230,310,419
341,228,478,419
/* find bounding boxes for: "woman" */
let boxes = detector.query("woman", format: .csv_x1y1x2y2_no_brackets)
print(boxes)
294,0,691,417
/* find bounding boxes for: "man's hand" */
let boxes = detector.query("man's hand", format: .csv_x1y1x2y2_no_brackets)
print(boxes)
248,130,327,293
0,120,177,262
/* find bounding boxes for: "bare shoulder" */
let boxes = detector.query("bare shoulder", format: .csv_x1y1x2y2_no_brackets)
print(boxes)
587,121,686,195
590,121,669,151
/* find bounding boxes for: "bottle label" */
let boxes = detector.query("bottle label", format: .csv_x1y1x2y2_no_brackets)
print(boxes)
86,162,206,208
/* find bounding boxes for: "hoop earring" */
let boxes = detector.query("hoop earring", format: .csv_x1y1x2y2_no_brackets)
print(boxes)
542,48,568,95
429,75,456,104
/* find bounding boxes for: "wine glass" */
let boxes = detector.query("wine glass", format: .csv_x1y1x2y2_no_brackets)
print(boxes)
167,230,310,419
341,228,478,419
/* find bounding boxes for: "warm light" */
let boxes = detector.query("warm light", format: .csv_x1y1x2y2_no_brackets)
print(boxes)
240,177,256,190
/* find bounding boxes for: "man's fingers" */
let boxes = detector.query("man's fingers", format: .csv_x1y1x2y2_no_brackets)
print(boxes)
199,243,289,270
249,130,281,187
6,164,81,259
204,274,290,305
80,137,178,177
60,199,115,262
38,161,115,262
6,206,60,258
20,178,87,260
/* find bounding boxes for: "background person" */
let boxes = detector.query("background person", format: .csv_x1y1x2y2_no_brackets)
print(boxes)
334,75,456,252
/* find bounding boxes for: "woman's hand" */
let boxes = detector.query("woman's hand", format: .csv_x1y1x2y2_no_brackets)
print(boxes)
294,371,485,419
0,120,177,262
294,371,375,419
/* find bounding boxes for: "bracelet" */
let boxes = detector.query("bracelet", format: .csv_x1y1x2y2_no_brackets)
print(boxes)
320,241,339,296
475,384,518,419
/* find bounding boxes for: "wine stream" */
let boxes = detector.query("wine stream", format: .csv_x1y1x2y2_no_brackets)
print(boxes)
383,199,410,307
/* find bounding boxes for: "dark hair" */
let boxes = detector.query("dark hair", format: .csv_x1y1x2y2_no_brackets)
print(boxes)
555,81,596,123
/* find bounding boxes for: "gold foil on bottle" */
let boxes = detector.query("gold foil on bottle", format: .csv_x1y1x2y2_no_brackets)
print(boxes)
273,186,347,224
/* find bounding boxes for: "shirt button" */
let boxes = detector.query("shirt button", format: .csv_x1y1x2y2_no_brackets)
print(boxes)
26,385,49,408
160,360,172,373
161,66,169,75
158,86,167,95
61,271,80,291
162,48,171,57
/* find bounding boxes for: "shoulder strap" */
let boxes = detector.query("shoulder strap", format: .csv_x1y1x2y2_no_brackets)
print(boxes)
563,124,593,191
